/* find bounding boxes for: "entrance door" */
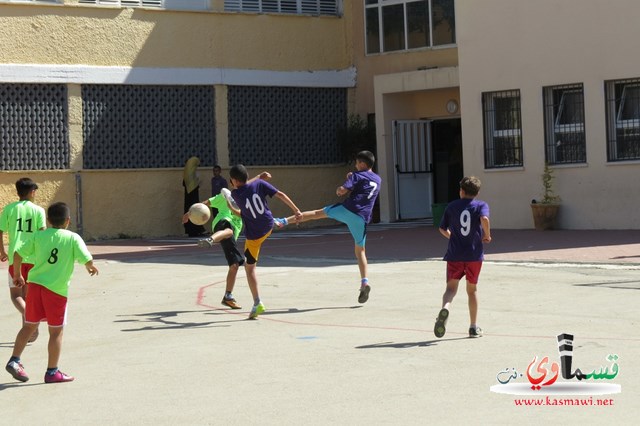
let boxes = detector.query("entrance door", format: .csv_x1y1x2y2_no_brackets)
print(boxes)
393,120,433,220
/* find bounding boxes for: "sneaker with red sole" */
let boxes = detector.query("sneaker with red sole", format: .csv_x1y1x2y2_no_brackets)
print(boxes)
6,360,29,382
45,370,74,383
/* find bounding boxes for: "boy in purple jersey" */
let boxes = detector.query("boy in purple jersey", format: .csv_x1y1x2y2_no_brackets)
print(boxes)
274,151,381,304
229,165,302,319
434,176,491,339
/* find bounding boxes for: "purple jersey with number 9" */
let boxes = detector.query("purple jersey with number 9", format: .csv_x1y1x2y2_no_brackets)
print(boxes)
440,198,490,261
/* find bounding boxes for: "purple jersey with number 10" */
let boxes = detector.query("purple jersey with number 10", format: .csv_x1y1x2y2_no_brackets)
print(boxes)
231,179,278,240
440,198,490,262
341,170,382,224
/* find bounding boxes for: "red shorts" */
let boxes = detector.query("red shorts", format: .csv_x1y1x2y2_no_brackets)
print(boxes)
8,263,34,288
446,261,483,284
24,283,68,327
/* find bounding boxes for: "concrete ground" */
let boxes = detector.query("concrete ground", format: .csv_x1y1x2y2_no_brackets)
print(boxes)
1,222,639,425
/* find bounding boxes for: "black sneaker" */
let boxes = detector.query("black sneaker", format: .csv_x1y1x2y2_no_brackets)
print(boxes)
434,308,449,338
358,284,371,304
197,238,214,248
468,326,483,338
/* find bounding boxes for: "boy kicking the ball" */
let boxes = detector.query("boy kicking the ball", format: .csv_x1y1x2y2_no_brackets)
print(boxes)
434,176,491,339
183,172,271,310
273,151,381,304
229,165,302,319
5,202,99,383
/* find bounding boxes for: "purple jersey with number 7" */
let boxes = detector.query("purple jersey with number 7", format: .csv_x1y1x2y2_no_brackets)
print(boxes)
440,198,490,261
231,180,278,240
341,170,382,223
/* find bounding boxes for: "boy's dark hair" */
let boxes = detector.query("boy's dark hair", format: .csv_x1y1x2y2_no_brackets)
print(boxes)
48,202,71,227
15,178,38,198
356,151,375,169
213,165,222,171
460,176,481,197
229,164,248,184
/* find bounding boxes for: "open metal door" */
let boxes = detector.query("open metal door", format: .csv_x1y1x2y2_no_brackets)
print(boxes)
393,120,434,220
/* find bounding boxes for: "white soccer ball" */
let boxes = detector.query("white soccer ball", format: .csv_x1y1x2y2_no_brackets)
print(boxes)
188,203,211,225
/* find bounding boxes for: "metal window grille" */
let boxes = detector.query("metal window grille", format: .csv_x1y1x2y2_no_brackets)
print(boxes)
82,85,216,169
227,86,346,165
365,0,455,54
482,89,523,169
224,0,341,16
605,77,640,161
0,84,69,171
543,83,586,165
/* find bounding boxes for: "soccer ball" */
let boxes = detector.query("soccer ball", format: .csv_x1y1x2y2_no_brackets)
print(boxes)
188,203,211,225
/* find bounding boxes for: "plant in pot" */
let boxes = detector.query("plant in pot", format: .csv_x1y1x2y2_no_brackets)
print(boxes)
530,163,560,230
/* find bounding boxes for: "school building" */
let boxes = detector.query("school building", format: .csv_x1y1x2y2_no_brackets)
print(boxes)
1,0,638,239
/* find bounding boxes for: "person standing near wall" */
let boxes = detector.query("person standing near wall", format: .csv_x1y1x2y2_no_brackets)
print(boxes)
183,157,206,237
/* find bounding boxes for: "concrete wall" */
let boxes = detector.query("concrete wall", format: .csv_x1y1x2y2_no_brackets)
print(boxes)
457,0,640,229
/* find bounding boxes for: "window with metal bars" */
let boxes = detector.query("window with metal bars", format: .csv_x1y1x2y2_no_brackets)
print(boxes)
605,77,640,162
224,0,341,16
482,89,523,169
542,83,586,165
364,0,455,54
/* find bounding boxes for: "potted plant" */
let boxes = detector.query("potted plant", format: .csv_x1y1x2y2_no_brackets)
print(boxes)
530,163,560,230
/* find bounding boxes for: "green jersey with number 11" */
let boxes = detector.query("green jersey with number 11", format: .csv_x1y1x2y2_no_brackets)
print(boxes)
16,228,93,297
0,200,46,265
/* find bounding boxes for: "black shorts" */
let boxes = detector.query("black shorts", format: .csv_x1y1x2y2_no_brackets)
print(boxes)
214,220,244,267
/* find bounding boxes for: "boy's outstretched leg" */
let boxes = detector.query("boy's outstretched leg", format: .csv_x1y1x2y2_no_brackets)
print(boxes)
274,209,327,228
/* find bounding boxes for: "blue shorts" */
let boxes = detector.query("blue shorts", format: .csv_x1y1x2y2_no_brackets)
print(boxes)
324,204,367,247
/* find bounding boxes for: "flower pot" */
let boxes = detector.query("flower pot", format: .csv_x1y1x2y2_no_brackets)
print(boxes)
531,203,560,230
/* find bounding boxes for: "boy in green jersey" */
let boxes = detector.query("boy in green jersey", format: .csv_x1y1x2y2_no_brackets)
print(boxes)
0,178,46,342
5,202,99,384
182,171,271,310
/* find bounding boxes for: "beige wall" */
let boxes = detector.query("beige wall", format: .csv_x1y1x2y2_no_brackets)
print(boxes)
0,4,349,70
457,0,640,229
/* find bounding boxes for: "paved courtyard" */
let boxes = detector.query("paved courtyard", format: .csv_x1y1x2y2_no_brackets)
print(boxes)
1,223,639,425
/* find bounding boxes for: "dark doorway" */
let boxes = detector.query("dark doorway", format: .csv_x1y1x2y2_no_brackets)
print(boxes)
432,119,463,203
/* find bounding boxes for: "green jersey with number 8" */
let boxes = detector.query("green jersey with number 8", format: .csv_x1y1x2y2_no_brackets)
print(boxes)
15,228,93,297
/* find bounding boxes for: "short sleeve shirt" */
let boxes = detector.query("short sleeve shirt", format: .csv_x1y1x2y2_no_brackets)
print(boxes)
440,198,490,262
341,170,382,223
231,180,278,240
208,194,243,240
16,228,93,297
0,200,46,265
211,176,228,197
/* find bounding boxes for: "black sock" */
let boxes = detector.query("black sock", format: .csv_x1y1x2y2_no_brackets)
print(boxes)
47,367,58,376
9,356,20,364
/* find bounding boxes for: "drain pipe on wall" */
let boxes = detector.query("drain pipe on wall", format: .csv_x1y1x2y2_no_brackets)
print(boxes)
75,173,83,237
